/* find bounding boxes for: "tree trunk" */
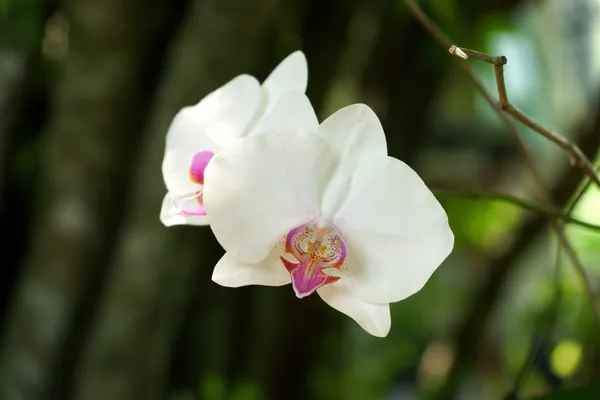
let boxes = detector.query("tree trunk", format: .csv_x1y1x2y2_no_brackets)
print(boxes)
0,48,41,318
0,48,33,209
73,1,287,399
0,0,49,319
0,0,179,398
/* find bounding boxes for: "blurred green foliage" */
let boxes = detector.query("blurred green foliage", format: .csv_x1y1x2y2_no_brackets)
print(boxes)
0,0,42,48
533,381,600,400
0,0,10,17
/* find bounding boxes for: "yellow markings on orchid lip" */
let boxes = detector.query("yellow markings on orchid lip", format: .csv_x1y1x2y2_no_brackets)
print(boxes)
306,241,327,274
189,172,203,184
307,241,326,261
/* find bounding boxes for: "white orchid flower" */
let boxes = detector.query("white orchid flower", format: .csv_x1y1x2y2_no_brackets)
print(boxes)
160,51,316,226
202,104,454,337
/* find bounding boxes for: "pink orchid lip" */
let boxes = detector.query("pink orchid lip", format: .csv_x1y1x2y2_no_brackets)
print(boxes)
172,192,206,216
173,150,215,217
280,222,347,298
189,150,215,184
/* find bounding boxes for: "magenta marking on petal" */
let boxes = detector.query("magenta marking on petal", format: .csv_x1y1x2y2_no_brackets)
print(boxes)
285,224,308,255
281,222,347,298
322,225,347,270
172,192,207,216
290,262,340,298
280,257,298,273
179,203,206,216
189,150,215,184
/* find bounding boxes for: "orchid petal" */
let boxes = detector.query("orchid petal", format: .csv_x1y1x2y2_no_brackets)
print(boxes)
162,75,260,194
203,132,336,263
339,229,452,304
317,104,390,218
318,280,391,337
159,193,208,226
262,51,308,103
162,121,218,195
250,92,318,136
334,156,454,304
212,251,291,287
166,74,261,148
336,156,451,235
317,104,387,160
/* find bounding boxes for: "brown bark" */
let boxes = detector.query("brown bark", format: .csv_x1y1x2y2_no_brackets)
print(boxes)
0,0,49,277
301,0,359,116
361,7,443,167
73,1,288,399
0,49,33,206
0,0,177,398
0,48,42,317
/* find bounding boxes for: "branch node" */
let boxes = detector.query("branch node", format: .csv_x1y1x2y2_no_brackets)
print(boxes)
449,45,469,60
567,153,578,167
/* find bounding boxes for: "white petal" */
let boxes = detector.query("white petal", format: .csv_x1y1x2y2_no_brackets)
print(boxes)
167,74,261,147
162,118,217,195
159,193,208,226
333,156,454,304
249,92,318,136
340,229,452,304
203,132,336,264
317,279,391,337
212,251,291,287
336,156,451,235
317,105,389,217
262,51,308,102
317,104,387,160
161,75,261,194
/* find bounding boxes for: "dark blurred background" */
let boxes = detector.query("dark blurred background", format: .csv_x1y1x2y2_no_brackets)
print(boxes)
1,0,600,399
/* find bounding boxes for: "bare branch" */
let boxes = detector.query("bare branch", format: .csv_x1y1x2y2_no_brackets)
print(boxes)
449,46,600,187
449,45,507,66
402,0,600,325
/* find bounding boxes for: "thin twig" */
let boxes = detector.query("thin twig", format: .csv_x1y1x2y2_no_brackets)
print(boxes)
505,168,600,398
433,188,600,232
402,0,600,324
566,163,600,215
449,45,600,188
449,45,507,66
402,0,548,195
504,168,600,398
506,245,563,399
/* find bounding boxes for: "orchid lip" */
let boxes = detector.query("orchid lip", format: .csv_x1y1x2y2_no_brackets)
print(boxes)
189,150,215,184
172,191,206,216
173,150,215,216
280,221,347,298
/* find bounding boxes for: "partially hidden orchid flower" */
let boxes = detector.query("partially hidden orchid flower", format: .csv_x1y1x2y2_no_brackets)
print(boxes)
202,104,454,337
160,50,317,226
